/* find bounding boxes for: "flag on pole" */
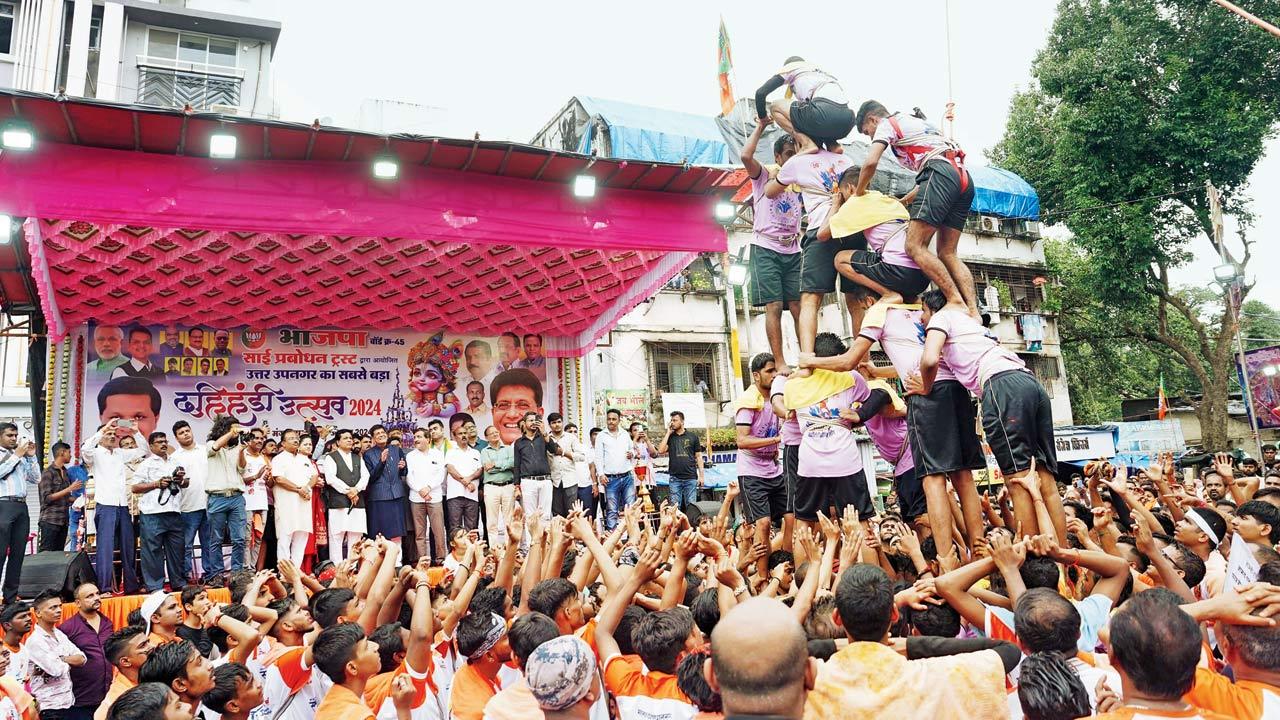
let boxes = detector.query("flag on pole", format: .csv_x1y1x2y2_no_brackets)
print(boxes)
1157,372,1169,420
717,18,735,117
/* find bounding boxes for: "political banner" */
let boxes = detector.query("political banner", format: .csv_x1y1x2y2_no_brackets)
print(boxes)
595,388,650,426
1239,345,1280,429
83,323,557,445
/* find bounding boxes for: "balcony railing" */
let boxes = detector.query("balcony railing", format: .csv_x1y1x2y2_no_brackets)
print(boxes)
136,57,243,111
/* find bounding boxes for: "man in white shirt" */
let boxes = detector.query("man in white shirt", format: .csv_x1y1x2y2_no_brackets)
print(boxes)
270,430,315,567
406,422,449,564
238,428,270,569
171,420,211,583
132,431,188,592
0,422,40,604
547,413,584,517
81,420,147,594
594,409,636,531
26,590,86,714
444,424,482,535
318,429,370,565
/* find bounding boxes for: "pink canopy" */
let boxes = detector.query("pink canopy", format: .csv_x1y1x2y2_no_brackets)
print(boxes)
0,91,731,355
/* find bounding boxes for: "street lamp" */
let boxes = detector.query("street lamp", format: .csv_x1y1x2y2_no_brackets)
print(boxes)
1208,281,1225,296
1214,263,1240,282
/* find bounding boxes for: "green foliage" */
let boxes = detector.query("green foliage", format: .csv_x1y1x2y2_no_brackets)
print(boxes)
992,0,1280,445
1241,300,1280,350
708,426,738,450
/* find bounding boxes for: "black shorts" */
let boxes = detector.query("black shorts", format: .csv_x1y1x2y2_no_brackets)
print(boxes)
894,467,928,520
842,248,931,299
794,469,873,522
790,97,855,146
784,444,799,490
799,230,838,294
907,380,985,476
910,158,974,232
981,369,1058,476
749,244,802,306
741,473,792,522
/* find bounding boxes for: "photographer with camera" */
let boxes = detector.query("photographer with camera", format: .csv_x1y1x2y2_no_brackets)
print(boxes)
205,415,253,578
132,431,189,592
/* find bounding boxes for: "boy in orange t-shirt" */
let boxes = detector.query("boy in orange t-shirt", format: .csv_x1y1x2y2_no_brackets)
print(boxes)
312,624,416,720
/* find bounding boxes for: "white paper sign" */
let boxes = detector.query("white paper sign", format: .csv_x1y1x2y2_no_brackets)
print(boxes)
660,393,709,429
1226,531,1262,591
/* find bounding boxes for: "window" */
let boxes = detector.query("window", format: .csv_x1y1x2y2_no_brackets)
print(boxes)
147,28,238,68
649,341,719,399
970,262,1051,313
1019,353,1060,398
0,3,14,56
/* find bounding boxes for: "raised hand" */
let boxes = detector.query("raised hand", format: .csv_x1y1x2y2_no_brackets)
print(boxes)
634,546,662,582
990,532,1027,572
817,511,840,544
1213,452,1235,480
674,530,700,560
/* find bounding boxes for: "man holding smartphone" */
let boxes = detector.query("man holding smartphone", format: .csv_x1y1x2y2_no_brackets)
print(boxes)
81,419,147,594
657,411,704,512
0,423,39,603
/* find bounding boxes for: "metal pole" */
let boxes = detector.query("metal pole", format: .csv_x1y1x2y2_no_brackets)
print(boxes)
1212,0,1280,39
1209,182,1264,456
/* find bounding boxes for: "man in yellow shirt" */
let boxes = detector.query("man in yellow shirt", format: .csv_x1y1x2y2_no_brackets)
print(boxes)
95,627,153,720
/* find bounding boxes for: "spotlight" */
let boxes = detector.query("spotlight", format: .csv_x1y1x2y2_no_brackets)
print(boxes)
1213,263,1239,282
573,174,597,198
0,215,10,244
373,156,399,180
209,132,237,159
1208,281,1225,296
1265,365,1278,378
714,202,735,221
727,263,748,287
0,123,33,151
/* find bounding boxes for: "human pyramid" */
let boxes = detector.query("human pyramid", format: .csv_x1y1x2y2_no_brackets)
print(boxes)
8,56,1280,720
738,56,1061,565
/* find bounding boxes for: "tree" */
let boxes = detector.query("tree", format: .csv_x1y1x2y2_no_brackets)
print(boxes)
992,0,1280,449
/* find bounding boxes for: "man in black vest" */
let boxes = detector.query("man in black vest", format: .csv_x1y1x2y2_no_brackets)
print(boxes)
319,429,370,565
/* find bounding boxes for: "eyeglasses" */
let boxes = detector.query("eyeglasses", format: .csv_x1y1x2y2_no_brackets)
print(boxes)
494,400,537,413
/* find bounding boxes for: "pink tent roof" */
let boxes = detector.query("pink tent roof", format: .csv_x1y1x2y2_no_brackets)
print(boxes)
0,91,731,355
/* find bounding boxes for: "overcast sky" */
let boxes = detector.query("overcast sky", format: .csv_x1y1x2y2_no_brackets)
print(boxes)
259,0,1278,308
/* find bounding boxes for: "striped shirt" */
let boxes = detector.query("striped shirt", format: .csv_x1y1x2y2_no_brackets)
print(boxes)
0,449,39,499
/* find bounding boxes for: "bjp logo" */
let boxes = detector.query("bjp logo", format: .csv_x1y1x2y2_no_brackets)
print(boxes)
241,328,267,349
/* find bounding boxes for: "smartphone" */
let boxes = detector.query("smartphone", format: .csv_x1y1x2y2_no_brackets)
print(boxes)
116,419,135,429
467,530,480,542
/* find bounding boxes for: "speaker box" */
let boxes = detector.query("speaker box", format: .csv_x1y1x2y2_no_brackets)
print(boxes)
17,550,95,601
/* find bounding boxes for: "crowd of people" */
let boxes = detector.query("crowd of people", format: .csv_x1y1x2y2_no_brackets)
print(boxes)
0,55,1275,720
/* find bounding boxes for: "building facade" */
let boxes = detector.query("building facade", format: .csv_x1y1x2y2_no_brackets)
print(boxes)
0,0,279,114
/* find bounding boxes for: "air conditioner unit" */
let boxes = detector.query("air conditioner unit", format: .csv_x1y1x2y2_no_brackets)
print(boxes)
1020,220,1042,237
978,215,1001,234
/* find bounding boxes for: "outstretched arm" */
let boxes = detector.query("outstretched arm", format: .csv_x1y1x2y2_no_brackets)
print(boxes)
854,142,887,196
595,548,660,661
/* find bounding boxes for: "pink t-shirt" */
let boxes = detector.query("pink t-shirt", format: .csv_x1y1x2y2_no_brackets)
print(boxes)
871,113,960,173
734,406,782,479
865,221,916,268
925,309,1027,392
865,413,913,476
771,375,801,446
858,305,956,383
776,150,854,229
750,167,802,255
796,370,869,478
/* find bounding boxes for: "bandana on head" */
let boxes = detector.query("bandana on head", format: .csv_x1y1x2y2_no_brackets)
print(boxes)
140,590,169,636
466,612,508,661
525,636,595,711
1187,509,1221,546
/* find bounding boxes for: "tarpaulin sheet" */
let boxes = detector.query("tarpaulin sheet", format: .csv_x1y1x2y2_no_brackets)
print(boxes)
577,96,735,166
969,164,1040,220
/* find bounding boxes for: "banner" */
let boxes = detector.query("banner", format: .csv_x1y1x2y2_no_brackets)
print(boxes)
84,323,557,445
1052,429,1117,463
1112,420,1185,467
595,388,650,427
1240,345,1280,429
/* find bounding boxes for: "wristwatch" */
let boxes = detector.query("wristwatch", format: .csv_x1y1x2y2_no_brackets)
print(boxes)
732,584,748,598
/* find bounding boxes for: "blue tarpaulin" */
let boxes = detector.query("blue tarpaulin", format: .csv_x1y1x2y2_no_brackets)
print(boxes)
576,96,736,166
969,164,1040,220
